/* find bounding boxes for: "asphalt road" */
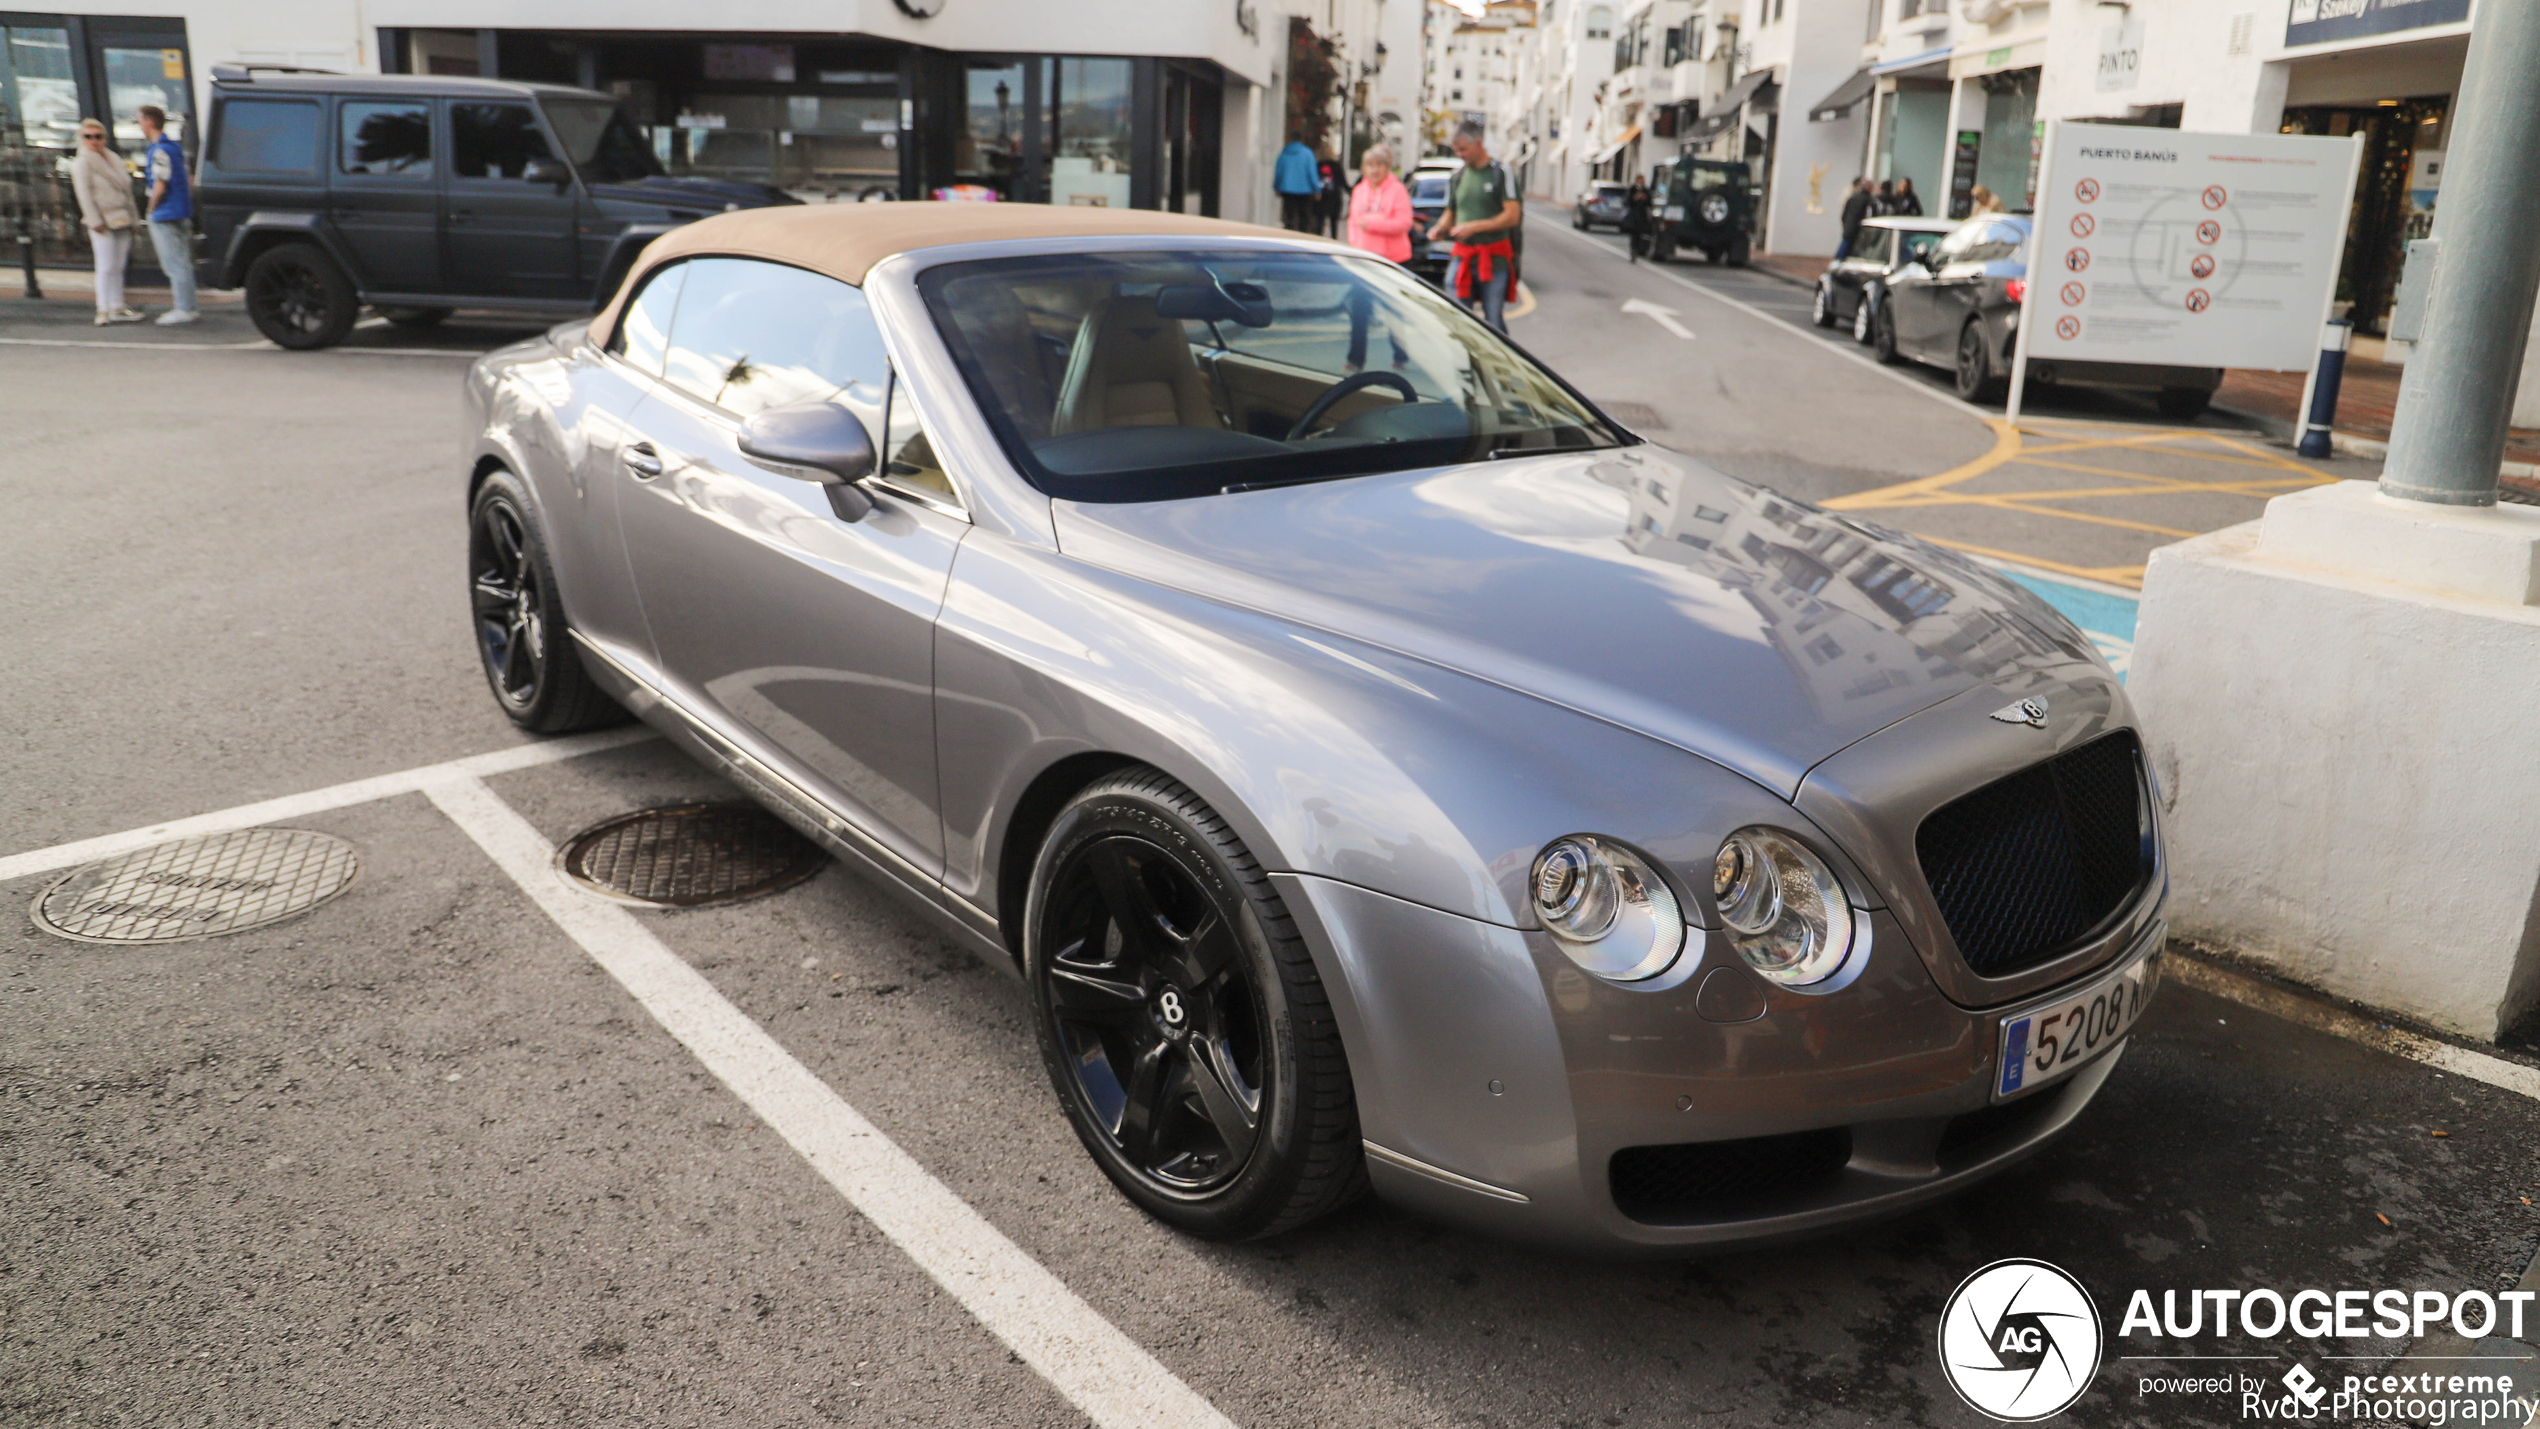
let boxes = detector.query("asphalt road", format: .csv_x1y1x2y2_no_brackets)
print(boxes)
4,272,2536,1429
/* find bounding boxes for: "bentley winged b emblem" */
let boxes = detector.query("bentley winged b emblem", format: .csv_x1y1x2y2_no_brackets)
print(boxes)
1989,697,2051,729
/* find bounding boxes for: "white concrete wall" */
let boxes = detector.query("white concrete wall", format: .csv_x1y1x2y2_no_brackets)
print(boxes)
1756,0,1871,256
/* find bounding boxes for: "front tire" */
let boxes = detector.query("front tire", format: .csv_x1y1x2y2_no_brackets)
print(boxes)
244,243,358,350
1812,282,1836,328
1853,291,1877,344
467,470,625,733
1025,769,1364,1240
1872,302,1901,364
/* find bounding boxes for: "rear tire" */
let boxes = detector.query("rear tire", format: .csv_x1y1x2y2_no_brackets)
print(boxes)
1812,282,1837,328
1955,319,2004,403
244,243,357,350
1024,769,1365,1240
467,470,626,734
2156,386,2213,421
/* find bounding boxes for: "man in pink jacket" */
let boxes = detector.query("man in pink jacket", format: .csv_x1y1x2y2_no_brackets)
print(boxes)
1342,143,1414,371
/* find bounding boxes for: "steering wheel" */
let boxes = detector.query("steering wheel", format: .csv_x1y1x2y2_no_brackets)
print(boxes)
1285,370,1421,442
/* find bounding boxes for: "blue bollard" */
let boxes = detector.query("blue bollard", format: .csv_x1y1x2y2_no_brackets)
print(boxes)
2298,319,2352,459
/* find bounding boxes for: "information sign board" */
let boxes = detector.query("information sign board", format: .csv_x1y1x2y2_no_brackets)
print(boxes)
2018,121,2361,379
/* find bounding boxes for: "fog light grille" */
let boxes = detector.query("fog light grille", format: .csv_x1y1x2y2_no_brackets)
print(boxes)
1608,1127,1852,1223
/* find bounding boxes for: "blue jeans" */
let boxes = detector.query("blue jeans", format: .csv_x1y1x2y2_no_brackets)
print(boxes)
1446,253,1509,333
147,219,196,313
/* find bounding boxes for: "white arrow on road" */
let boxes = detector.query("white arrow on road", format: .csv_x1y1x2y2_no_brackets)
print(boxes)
1620,297,1695,340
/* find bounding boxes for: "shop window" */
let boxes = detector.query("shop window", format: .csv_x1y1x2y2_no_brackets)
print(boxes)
954,60,1026,199
451,102,556,180
2,26,78,149
1051,58,1133,209
212,97,320,173
659,257,890,421
102,45,190,149
340,100,432,178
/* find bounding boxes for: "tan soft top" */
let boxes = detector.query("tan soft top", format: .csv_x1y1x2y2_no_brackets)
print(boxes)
591,201,1305,348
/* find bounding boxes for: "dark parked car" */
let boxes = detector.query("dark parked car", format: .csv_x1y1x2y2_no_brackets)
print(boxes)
1872,214,2223,416
1570,180,1630,231
1813,215,1955,345
1645,157,1753,266
193,65,794,349
1405,167,1452,286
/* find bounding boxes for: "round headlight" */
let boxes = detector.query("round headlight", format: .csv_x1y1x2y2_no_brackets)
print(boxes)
1530,836,1685,981
1712,828,1856,986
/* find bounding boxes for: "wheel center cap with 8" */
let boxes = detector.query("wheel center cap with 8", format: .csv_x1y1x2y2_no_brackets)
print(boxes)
1156,985,1191,1033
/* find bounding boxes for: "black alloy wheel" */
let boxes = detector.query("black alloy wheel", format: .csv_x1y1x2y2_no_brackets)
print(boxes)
1955,318,2003,402
1811,282,1836,328
243,242,357,350
1853,290,1877,344
1872,302,1900,364
466,471,623,733
1026,770,1364,1240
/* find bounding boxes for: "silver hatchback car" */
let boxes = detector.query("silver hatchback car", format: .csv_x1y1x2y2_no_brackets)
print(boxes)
461,204,2164,1254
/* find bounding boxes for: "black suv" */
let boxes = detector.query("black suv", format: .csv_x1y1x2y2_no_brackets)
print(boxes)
1644,157,1753,266
196,66,794,349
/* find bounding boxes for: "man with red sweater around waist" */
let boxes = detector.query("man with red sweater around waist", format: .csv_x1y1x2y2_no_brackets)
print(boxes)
1427,120,1521,334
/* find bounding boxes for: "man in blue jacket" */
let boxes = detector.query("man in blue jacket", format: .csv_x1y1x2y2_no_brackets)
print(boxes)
137,105,196,325
1273,135,1322,233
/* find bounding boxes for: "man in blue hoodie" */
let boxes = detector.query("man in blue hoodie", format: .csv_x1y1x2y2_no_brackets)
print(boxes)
1273,134,1322,233
137,105,196,325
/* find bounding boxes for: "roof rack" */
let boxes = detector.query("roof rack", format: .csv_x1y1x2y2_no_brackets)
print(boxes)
209,63,344,81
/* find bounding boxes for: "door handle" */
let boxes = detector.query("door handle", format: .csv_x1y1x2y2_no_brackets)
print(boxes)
622,442,663,478
449,209,474,225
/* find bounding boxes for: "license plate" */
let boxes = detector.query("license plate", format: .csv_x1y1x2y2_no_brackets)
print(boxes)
1994,952,2158,1100
1662,204,1685,221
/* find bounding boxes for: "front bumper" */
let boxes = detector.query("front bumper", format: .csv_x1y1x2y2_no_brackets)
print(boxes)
1277,871,2161,1255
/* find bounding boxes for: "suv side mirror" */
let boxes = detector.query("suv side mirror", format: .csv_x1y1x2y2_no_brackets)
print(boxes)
738,399,880,521
522,157,571,189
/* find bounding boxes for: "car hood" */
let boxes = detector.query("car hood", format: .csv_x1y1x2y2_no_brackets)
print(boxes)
586,174,801,211
1050,445,2099,798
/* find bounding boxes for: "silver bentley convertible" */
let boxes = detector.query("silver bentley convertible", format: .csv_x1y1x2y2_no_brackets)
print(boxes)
461,204,2164,1254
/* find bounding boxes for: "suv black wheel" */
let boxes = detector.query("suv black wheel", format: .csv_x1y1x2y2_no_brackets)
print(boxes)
467,470,625,733
381,306,452,329
243,243,358,350
1872,302,1900,364
1955,319,2003,402
2156,386,2213,421
1025,769,1364,1240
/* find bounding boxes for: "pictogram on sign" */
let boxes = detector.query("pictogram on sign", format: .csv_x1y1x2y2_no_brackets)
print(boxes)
2055,316,2081,340
2076,177,2101,203
2070,213,2095,239
2061,281,2086,306
2064,248,2091,273
2189,253,2215,279
2196,219,2221,244
2185,288,2211,312
2202,185,2228,210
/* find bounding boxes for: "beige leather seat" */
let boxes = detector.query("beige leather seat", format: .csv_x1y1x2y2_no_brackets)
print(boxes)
1050,294,1222,434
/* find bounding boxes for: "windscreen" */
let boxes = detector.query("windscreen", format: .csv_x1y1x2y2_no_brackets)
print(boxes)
918,250,1627,502
541,98,662,183
1410,174,1450,205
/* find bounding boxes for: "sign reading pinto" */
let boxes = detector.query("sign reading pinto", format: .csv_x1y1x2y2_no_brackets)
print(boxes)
2005,120,2364,421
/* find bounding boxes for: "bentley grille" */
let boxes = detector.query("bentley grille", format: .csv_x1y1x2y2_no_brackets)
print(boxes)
1914,729,2150,979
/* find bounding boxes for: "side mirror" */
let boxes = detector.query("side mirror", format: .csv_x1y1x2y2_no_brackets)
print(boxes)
522,157,571,189
737,399,880,522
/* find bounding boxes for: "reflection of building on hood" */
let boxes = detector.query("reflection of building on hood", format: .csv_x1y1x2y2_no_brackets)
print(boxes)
1612,467,2073,720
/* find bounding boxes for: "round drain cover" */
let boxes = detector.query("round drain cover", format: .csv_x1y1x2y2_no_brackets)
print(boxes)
35,828,360,944
556,803,826,907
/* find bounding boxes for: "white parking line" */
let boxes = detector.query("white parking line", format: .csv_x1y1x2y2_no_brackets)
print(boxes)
421,772,1234,1429
0,727,657,883
2164,954,2540,1104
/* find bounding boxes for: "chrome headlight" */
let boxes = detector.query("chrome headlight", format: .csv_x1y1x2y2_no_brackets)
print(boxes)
1712,828,1856,986
1530,836,1686,981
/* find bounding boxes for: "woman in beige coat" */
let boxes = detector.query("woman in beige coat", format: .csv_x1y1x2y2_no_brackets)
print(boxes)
71,118,145,325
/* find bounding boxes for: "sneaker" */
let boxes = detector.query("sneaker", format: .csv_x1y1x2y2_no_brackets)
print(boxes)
94,310,114,326
154,308,200,326
105,307,147,324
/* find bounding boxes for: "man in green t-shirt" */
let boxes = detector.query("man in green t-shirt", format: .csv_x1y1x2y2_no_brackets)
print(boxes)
1426,120,1522,332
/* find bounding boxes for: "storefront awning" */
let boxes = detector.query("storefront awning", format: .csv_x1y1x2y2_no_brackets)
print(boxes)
1872,45,1951,79
1588,124,1642,165
1809,68,1874,122
1709,69,1777,119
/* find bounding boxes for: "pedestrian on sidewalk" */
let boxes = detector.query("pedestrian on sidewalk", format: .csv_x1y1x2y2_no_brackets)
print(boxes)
1341,142,1413,372
1427,120,1522,334
1274,134,1321,233
1836,177,1872,259
136,104,197,326
1623,174,1653,263
1969,184,2005,215
1890,176,1924,217
70,118,145,325
1316,150,1344,238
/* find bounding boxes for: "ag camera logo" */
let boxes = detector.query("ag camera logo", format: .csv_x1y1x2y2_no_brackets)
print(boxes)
1940,1258,2103,1421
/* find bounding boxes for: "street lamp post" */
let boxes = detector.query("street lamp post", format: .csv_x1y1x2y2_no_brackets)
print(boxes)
2376,0,2540,508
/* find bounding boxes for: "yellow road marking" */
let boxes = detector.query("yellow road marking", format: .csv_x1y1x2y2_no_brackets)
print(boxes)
1821,418,2022,509
1921,535,2149,588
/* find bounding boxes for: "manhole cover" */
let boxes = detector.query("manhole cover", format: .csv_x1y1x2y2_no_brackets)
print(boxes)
1596,400,1667,430
556,803,826,907
34,828,359,944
